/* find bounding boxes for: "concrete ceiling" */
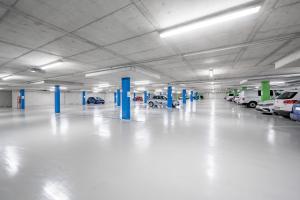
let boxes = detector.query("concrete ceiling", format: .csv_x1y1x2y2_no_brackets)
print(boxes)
0,0,300,92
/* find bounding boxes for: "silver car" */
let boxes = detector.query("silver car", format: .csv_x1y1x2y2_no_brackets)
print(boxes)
148,95,180,108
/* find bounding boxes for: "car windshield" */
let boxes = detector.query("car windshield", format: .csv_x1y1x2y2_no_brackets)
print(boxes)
277,92,297,99
95,97,102,100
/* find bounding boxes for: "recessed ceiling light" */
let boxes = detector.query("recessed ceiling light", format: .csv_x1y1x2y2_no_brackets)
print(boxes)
160,4,261,38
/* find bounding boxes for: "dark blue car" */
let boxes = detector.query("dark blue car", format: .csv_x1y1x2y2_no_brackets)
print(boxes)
87,97,105,104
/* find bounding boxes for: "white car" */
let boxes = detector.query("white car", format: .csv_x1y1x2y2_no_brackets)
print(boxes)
273,90,300,117
148,95,180,108
233,96,240,103
238,90,276,108
256,100,274,114
225,94,234,101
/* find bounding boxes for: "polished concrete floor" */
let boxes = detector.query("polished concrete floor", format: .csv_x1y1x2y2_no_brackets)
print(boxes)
1,99,300,200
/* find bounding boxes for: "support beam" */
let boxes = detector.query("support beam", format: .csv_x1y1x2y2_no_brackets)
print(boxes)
182,89,187,104
19,89,25,110
82,91,86,106
121,77,130,120
167,85,172,108
190,91,194,102
261,80,270,101
117,89,121,107
55,85,60,113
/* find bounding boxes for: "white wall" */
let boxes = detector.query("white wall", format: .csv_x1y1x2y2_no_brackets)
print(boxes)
11,90,114,108
0,90,12,107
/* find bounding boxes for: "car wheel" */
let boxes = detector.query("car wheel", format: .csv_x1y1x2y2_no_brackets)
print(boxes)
248,101,257,108
149,102,154,107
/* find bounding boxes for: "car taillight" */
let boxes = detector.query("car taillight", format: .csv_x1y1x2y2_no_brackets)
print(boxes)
283,100,298,104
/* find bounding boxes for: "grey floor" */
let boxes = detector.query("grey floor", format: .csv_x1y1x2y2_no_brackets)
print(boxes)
1,99,300,200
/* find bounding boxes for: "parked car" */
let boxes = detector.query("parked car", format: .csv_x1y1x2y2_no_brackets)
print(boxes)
256,100,275,114
238,90,276,108
225,94,235,101
148,95,180,108
233,96,240,103
87,97,105,104
133,96,143,101
273,90,300,117
290,104,300,121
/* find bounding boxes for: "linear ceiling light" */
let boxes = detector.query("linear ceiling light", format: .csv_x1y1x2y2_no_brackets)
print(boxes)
31,81,45,84
240,79,248,84
2,75,14,81
97,83,110,88
134,80,151,85
0,73,10,78
85,67,161,79
85,67,131,77
40,60,64,70
275,49,300,69
160,4,261,38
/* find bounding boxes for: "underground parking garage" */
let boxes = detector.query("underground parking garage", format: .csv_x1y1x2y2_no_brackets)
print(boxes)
0,0,300,199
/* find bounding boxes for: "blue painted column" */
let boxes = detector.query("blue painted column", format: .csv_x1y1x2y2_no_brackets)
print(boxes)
114,91,116,105
20,89,25,110
167,85,172,108
117,89,121,106
55,85,60,113
182,89,186,105
190,91,194,102
82,91,86,105
121,77,130,120
144,91,147,103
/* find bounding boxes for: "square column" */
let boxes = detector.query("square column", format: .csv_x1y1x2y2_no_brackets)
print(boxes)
167,85,172,108
55,85,60,113
20,89,25,110
82,91,86,105
117,89,121,106
261,80,270,101
182,89,186,104
144,91,147,103
121,77,130,120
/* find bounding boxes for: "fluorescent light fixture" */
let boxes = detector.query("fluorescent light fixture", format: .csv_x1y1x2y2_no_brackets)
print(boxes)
2,75,14,81
240,79,248,84
41,60,63,70
160,4,261,38
0,73,10,78
275,49,300,69
97,83,110,88
31,81,45,85
136,87,146,91
270,81,285,85
50,86,67,91
134,80,150,85
85,67,131,77
209,68,214,78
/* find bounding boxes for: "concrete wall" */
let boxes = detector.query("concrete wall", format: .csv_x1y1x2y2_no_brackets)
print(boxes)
11,90,114,108
0,90,12,107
